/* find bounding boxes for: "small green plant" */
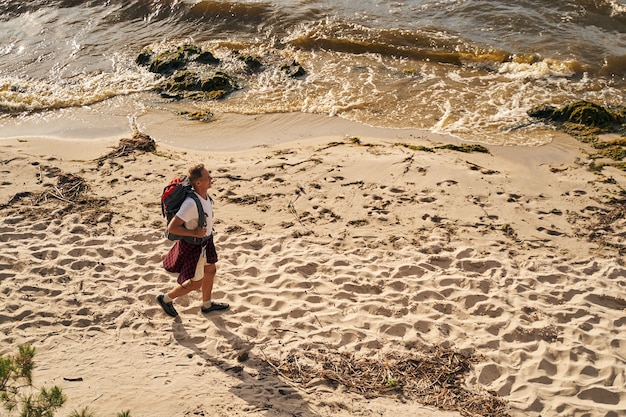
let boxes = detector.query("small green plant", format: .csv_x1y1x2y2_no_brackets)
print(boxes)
1,345,66,416
384,378,398,388
69,408,95,417
1,345,132,417
68,408,131,417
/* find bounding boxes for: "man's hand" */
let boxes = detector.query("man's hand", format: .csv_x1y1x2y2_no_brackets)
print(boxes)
193,227,207,238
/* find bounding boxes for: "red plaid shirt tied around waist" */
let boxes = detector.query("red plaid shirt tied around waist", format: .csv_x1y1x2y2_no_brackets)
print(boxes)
163,239,206,284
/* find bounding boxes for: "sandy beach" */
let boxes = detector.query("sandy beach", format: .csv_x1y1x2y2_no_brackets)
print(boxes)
1,113,625,417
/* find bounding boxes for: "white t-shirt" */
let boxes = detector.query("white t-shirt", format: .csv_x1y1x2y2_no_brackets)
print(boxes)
175,192,213,236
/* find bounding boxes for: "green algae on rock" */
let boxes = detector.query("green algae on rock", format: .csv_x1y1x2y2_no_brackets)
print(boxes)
135,44,308,102
136,44,232,100
155,70,237,100
179,110,214,122
528,100,626,171
528,101,620,128
528,100,625,133
136,44,220,75
237,54,263,73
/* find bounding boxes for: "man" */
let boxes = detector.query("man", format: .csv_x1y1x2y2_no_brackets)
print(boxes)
157,164,229,318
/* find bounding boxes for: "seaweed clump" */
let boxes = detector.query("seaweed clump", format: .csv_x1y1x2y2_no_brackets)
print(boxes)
98,132,156,162
528,100,623,132
528,100,626,171
437,143,490,154
394,142,490,154
180,110,214,122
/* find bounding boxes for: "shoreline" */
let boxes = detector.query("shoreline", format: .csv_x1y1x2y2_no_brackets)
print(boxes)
1,110,588,160
1,112,625,417
1,110,567,153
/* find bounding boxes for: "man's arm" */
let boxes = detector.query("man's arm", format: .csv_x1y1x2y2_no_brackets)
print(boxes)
168,216,207,238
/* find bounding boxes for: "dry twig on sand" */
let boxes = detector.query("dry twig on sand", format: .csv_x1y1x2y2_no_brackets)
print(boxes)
3,169,110,228
265,348,511,417
35,173,87,205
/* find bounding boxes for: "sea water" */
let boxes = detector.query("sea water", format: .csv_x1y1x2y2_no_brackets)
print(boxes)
0,0,624,147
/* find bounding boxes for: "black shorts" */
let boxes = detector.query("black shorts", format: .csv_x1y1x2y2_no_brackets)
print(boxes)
203,234,218,264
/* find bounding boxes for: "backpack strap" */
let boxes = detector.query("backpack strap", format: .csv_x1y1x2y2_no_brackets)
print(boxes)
188,192,207,229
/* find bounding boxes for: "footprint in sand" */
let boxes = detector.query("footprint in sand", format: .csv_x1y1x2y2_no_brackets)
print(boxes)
577,387,620,405
536,226,564,236
565,189,588,197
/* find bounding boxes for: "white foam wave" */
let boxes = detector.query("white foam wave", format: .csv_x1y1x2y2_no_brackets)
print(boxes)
497,59,577,79
0,63,158,113
608,0,626,16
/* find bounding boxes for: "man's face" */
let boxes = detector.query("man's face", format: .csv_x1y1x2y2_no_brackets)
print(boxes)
196,168,212,190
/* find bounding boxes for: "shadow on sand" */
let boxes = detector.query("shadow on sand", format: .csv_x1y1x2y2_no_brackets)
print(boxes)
171,315,323,417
